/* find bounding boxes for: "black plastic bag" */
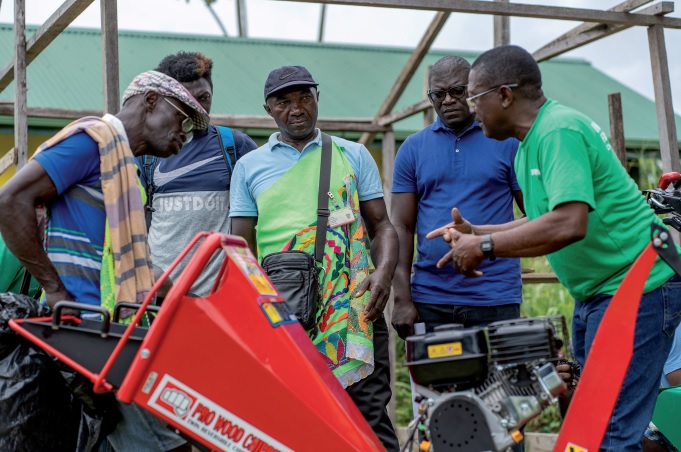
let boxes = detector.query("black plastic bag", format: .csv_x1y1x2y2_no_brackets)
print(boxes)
0,293,119,451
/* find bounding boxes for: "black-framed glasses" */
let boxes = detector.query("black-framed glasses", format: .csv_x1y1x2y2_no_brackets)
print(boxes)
427,85,468,103
466,83,519,108
163,97,194,144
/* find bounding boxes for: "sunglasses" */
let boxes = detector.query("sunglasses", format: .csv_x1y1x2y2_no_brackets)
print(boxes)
466,83,519,108
427,85,468,103
163,97,194,144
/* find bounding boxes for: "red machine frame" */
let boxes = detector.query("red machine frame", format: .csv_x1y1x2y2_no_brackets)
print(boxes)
11,232,384,452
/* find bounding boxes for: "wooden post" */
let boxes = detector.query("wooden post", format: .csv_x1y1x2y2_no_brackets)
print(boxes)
14,0,27,170
381,128,396,425
647,24,680,173
423,65,433,127
494,0,510,47
608,93,627,168
318,4,327,42
236,0,248,37
101,0,119,114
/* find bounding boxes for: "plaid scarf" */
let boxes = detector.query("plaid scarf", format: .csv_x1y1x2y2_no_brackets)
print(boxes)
34,116,153,309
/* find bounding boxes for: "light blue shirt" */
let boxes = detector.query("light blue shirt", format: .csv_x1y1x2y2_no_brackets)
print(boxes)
663,324,681,387
229,129,384,217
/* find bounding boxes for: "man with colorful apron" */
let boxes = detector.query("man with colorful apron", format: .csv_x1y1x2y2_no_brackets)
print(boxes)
230,65,399,451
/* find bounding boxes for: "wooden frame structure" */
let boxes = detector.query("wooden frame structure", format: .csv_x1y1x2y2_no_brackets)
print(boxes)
2,0,679,426
2,0,679,175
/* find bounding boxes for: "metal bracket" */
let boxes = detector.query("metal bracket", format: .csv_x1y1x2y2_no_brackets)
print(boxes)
651,223,681,277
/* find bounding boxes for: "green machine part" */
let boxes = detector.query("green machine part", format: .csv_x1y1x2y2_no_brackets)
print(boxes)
652,386,681,448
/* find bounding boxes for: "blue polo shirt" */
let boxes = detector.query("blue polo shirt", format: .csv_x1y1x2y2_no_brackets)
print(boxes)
230,129,383,217
392,118,522,306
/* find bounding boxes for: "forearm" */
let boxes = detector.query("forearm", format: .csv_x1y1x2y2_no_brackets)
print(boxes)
369,222,399,276
491,210,585,258
392,226,415,304
472,216,528,235
0,200,64,294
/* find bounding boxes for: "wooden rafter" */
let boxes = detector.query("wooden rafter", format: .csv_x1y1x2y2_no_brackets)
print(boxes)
359,10,449,146
0,0,95,93
533,1,673,62
0,105,389,133
377,99,430,127
282,0,681,29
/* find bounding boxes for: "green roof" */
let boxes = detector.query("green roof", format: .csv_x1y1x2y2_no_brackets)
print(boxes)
1,24,679,148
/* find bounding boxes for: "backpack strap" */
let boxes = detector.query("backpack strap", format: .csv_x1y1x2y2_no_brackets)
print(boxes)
215,125,237,173
142,155,156,229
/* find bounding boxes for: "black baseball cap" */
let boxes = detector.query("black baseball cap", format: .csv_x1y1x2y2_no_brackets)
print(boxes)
264,65,318,101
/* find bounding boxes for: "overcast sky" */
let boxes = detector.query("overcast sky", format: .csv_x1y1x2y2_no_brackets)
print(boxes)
1,0,680,112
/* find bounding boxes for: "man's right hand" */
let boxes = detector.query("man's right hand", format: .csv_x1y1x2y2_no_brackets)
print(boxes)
391,298,420,340
45,288,79,317
426,207,475,242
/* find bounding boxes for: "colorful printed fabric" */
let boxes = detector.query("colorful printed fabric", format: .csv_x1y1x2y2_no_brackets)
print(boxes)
256,141,374,388
33,117,154,315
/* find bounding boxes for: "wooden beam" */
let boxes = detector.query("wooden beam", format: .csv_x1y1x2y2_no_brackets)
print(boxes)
522,273,559,284
359,11,449,146
382,128,396,201
0,0,95,93
0,106,390,133
533,1,673,62
318,4,327,42
377,99,430,126
283,0,681,29
14,0,27,170
101,0,119,114
0,148,17,177
423,65,433,127
494,0,510,47
608,93,627,168
236,0,248,37
648,24,680,173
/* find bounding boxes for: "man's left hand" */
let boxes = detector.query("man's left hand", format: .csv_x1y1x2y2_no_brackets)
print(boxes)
433,228,484,277
355,267,391,323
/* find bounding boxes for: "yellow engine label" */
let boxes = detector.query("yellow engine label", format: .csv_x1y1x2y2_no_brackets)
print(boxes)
565,443,588,452
427,342,462,358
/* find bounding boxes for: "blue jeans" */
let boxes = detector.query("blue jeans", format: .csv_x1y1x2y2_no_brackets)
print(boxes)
413,302,520,330
573,275,681,451
100,402,187,451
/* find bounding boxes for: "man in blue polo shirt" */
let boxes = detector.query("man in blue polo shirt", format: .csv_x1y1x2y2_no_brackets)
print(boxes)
391,55,524,339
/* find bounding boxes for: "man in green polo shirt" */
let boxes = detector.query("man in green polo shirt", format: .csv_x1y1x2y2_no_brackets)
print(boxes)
427,45,681,451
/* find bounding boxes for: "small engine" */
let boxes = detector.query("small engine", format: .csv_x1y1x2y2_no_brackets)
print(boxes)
405,316,570,452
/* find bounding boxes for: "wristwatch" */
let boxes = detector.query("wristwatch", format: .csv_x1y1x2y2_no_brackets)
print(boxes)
480,234,496,261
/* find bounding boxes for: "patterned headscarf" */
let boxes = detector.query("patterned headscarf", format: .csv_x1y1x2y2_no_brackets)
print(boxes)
122,70,210,130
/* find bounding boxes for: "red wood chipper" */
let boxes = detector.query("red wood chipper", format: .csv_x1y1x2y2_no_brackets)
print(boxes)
9,232,384,452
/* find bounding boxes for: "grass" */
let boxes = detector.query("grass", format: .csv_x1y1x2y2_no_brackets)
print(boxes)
393,255,575,433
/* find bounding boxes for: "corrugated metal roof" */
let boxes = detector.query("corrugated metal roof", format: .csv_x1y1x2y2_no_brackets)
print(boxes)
0,24,679,146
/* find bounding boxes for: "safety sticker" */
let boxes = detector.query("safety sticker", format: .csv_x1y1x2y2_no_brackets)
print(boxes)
261,300,297,328
565,443,588,452
148,374,292,452
427,342,463,359
225,246,278,296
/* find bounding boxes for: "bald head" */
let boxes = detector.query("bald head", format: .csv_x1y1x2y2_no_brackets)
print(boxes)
471,45,543,100
429,56,471,86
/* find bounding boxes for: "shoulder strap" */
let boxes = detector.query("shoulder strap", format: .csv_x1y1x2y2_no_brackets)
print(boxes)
315,134,333,264
142,155,156,229
216,125,237,173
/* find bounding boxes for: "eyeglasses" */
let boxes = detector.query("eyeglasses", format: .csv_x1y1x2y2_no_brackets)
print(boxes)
427,85,467,103
163,97,194,144
466,83,519,108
